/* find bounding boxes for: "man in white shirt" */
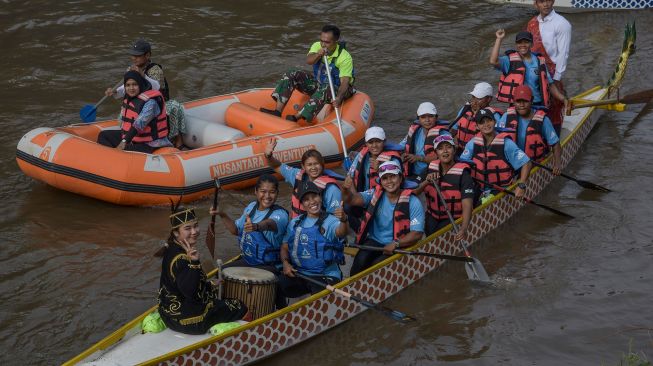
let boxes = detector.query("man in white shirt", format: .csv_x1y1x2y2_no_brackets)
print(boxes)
526,0,571,135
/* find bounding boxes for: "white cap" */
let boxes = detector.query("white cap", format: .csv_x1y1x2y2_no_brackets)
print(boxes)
378,160,402,178
469,82,494,99
365,126,386,142
416,102,437,116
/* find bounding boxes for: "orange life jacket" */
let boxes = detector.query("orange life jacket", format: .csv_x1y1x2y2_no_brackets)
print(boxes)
290,171,339,218
496,51,550,107
403,122,449,175
504,107,550,162
352,147,403,192
356,186,412,245
470,132,515,190
424,161,470,221
120,90,168,143
454,104,504,151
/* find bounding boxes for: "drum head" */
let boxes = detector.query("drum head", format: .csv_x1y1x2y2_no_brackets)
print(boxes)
223,267,276,283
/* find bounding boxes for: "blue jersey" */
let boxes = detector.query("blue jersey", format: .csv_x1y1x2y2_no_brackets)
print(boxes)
359,191,424,245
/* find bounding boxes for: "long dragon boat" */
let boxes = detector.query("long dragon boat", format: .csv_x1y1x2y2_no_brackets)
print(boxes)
488,0,651,11
64,23,636,366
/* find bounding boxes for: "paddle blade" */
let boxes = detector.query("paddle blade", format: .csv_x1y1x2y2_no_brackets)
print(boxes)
621,89,653,104
464,258,492,284
80,104,97,123
530,200,575,219
575,179,612,192
375,304,416,323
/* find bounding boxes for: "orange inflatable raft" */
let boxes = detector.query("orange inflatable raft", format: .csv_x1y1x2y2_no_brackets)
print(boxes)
16,88,374,206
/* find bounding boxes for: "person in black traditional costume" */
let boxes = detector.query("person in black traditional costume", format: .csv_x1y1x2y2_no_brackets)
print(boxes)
157,204,251,334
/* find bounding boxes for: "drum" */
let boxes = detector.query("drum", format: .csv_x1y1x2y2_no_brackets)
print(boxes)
222,267,277,319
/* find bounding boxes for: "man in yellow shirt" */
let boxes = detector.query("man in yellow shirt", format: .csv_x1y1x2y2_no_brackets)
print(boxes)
261,24,355,123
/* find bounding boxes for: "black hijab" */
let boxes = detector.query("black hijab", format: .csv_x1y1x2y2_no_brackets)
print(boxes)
123,70,148,99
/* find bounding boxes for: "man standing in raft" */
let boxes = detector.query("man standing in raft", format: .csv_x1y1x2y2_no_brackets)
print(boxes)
260,24,355,123
526,0,572,135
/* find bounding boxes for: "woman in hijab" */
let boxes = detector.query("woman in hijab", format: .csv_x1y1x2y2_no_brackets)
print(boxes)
97,70,171,153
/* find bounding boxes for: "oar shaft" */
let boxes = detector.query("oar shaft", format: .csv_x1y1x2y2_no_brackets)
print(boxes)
323,55,348,159
351,244,474,262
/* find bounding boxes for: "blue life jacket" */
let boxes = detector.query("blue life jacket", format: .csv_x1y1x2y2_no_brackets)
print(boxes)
239,203,287,266
312,41,353,89
288,213,345,275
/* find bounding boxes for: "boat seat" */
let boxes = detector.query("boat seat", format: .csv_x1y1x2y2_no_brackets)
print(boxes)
225,102,298,136
182,116,247,148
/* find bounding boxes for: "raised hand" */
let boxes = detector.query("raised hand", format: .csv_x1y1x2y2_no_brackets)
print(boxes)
244,216,255,232
334,201,347,222
264,137,277,158
178,238,199,261
496,29,506,40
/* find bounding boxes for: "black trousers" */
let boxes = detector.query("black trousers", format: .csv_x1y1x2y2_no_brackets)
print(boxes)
425,215,450,237
277,273,339,307
97,130,156,153
349,238,388,276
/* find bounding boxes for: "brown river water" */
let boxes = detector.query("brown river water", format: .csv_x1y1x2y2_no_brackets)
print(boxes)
1,1,652,365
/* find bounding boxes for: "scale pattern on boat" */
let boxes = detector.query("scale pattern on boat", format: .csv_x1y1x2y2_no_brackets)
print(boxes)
573,0,652,8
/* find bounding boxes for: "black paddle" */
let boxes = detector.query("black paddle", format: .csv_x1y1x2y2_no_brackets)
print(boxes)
473,178,575,219
350,244,474,263
431,181,492,284
530,160,611,193
205,178,221,259
294,272,416,323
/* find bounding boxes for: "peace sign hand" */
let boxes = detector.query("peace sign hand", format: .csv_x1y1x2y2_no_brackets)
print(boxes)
178,238,199,261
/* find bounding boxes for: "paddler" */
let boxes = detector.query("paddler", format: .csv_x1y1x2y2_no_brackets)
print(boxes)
278,181,348,300
490,30,568,126
450,82,504,155
526,0,572,134
213,174,289,272
414,135,474,238
346,126,403,232
399,102,451,182
97,71,171,153
342,160,424,276
264,138,342,218
498,85,562,174
156,204,251,335
460,108,532,202
260,24,355,123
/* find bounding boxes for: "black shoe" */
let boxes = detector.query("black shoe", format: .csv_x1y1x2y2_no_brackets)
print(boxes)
260,107,281,117
285,115,298,122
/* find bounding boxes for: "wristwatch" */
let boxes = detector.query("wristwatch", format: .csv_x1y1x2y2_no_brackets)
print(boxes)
517,182,527,189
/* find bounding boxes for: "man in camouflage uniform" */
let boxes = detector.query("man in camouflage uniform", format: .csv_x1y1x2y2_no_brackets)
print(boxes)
261,24,355,123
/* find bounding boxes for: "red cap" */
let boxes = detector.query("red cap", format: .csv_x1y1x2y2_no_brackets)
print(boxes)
512,85,533,102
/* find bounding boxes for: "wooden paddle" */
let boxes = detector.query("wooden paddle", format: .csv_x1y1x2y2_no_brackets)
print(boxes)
323,54,352,170
431,182,492,284
294,272,416,323
205,178,221,259
530,160,611,192
473,178,575,219
350,244,474,262
572,89,653,110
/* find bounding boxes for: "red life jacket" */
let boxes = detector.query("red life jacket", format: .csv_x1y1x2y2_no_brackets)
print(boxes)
424,161,470,221
454,104,504,151
352,147,403,192
470,132,515,190
526,18,557,77
403,122,448,174
356,186,413,244
290,171,339,218
496,51,550,107
120,90,168,143
504,107,549,162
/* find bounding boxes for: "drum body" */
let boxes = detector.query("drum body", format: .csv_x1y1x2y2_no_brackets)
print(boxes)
222,267,277,319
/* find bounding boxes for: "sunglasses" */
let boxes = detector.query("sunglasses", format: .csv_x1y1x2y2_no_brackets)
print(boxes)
378,164,401,173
